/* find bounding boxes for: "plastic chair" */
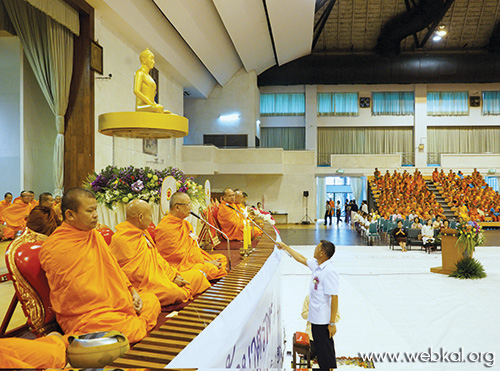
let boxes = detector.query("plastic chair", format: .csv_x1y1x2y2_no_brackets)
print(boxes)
292,332,311,369
5,229,60,337
366,223,380,245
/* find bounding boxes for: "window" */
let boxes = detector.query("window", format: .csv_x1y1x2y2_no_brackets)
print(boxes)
260,93,305,116
482,91,500,115
372,92,414,116
317,92,359,116
203,134,248,148
427,91,468,116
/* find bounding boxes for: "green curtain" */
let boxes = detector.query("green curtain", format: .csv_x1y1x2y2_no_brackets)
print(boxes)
427,91,469,116
317,92,358,116
428,127,500,154
260,93,305,116
317,127,413,165
261,127,305,150
0,0,15,34
4,0,75,196
482,91,500,115
372,92,414,116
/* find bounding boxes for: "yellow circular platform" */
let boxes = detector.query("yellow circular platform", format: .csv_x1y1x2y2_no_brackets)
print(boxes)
98,112,188,139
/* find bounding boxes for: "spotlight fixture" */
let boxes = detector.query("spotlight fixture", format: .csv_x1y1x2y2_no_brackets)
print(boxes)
433,35,442,42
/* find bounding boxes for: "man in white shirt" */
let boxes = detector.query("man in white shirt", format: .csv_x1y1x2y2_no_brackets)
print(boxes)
278,240,339,370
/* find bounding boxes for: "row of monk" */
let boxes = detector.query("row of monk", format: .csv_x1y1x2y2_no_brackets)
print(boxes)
1,186,262,368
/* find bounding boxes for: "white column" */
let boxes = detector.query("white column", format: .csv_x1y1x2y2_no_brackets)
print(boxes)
317,176,326,220
414,84,428,168
305,85,317,154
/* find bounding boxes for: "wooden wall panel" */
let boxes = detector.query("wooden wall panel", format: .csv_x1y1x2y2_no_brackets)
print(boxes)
64,1,94,190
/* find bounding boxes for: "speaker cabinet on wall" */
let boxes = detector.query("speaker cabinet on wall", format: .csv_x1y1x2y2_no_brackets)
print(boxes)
360,97,370,108
470,96,480,107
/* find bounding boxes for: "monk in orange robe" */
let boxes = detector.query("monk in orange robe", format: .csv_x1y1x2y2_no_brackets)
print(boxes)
2,191,31,240
111,199,210,306
27,190,38,211
26,192,61,236
0,332,67,368
40,188,160,344
0,192,13,223
217,188,261,240
53,195,63,221
155,192,227,281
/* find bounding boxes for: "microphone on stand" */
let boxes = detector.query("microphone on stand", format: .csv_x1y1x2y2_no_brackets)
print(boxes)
190,211,232,270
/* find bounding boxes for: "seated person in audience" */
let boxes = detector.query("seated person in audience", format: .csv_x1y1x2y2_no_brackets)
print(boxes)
217,188,261,240
421,219,435,251
370,209,380,221
447,170,456,181
40,188,161,344
27,190,38,211
390,210,402,222
458,203,469,222
407,209,417,221
442,219,450,230
392,220,408,252
432,215,443,230
0,192,13,224
257,201,264,212
111,199,211,306
53,195,62,221
155,192,227,281
374,168,381,180
1,191,31,240
0,331,67,368
411,217,423,229
26,192,61,236
432,168,439,183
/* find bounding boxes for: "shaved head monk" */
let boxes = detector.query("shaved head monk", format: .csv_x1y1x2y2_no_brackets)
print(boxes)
0,192,13,223
217,188,262,240
40,188,160,343
53,195,62,221
155,192,227,281
1,191,31,240
26,192,61,236
110,199,210,306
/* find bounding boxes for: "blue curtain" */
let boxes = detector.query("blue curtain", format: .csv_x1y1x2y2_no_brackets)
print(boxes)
372,92,414,115
260,93,305,116
261,127,305,150
482,91,500,115
427,91,468,116
317,92,358,116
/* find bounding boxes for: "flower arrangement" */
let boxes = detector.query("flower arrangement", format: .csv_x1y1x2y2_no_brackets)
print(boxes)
455,221,484,256
84,165,205,209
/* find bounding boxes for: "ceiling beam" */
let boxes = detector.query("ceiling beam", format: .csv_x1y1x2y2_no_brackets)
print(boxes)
404,0,420,48
262,0,279,66
312,0,337,50
419,0,455,48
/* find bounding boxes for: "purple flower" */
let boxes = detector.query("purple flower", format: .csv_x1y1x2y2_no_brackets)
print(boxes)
131,180,144,192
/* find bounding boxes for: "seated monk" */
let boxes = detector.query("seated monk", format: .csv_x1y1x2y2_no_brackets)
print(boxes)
53,195,63,221
27,190,38,211
432,168,439,183
217,188,262,240
0,192,13,223
40,188,160,344
110,199,210,306
26,192,62,236
0,332,67,368
155,192,227,281
2,191,31,240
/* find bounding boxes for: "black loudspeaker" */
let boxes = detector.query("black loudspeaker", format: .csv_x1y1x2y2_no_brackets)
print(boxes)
360,97,371,108
470,96,480,107
303,191,309,197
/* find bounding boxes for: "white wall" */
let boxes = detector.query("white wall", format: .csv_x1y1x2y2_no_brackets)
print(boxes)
93,15,184,172
0,37,21,196
184,68,259,147
22,54,56,195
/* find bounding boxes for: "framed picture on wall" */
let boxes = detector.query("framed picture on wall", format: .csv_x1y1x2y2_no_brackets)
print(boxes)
90,40,103,75
143,139,158,156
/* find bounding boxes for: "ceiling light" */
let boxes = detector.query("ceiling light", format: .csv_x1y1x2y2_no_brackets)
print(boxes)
436,30,447,37
218,113,240,122
432,35,442,42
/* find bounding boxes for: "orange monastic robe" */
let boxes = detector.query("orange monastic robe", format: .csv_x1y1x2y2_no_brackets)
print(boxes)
217,203,262,240
40,222,160,344
2,198,31,239
155,213,227,280
0,199,11,223
110,221,210,306
0,336,67,368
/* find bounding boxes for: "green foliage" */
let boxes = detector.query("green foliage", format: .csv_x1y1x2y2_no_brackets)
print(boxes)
449,257,487,280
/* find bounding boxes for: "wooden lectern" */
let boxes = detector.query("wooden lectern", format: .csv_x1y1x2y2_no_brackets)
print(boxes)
430,228,468,275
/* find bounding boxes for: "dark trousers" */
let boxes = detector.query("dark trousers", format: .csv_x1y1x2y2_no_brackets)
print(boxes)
324,211,332,225
311,324,337,369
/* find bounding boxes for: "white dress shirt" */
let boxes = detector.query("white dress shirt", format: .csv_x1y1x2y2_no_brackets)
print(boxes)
306,258,339,325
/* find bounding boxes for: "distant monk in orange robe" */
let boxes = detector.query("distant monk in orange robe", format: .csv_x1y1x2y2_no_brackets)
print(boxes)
40,188,160,344
0,192,13,223
217,188,262,240
1,191,31,240
155,192,227,280
27,192,62,236
0,332,67,368
27,190,38,211
53,195,63,221
111,199,210,306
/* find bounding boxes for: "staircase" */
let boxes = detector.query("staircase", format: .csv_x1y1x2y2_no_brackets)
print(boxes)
425,179,455,220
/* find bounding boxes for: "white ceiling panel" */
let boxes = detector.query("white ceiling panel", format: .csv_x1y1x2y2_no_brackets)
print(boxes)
213,0,276,75
154,0,242,87
265,0,315,66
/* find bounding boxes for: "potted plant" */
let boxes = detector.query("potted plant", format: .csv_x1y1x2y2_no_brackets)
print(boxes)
450,221,486,279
